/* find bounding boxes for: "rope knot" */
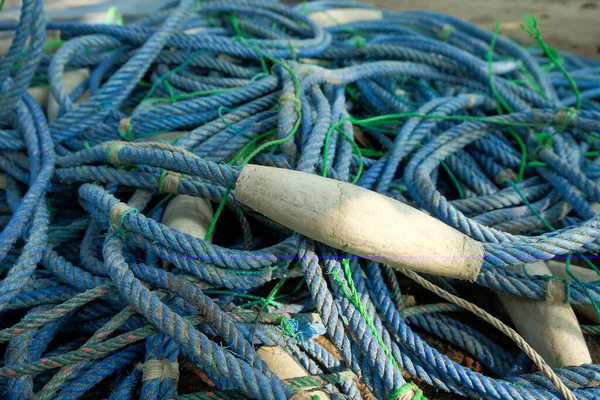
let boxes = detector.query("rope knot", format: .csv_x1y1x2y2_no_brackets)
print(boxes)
461,93,477,107
118,117,133,140
555,107,577,129
106,142,125,165
109,203,137,233
437,24,454,41
139,360,180,382
158,170,181,194
280,92,299,106
542,275,570,304
495,169,517,186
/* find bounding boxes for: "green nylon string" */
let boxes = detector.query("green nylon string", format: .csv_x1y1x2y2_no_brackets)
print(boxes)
521,14,581,109
333,258,425,398
105,7,124,26
204,187,230,242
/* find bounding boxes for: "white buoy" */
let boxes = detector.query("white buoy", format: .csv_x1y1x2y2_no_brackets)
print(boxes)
546,260,600,324
162,195,214,241
307,8,383,28
235,165,483,280
257,346,330,400
47,69,91,123
497,261,591,367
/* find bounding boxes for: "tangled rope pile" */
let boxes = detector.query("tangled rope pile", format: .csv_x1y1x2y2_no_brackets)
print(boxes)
2,0,600,398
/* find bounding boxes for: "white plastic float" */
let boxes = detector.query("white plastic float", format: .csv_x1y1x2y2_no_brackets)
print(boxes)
235,165,484,280
497,261,591,367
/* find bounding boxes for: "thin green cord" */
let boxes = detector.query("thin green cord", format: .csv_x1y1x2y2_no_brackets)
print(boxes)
105,6,124,26
146,194,174,219
486,21,529,181
235,38,302,167
204,187,230,241
335,259,425,399
335,259,401,369
261,278,288,311
322,122,364,184
227,129,277,166
564,255,600,317
43,40,66,52
521,14,581,109
217,106,254,138
440,161,465,199
487,21,514,114
143,49,207,100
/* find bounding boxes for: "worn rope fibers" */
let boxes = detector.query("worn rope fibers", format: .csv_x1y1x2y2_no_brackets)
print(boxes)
1,0,600,399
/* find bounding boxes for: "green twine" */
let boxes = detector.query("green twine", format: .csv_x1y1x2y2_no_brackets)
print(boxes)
217,106,255,138
227,129,277,166
143,49,207,101
234,37,302,167
521,13,581,110
105,7,123,26
262,277,288,312
486,21,530,182
228,13,253,40
440,160,465,199
322,121,364,184
146,194,174,219
564,255,600,317
334,259,400,369
43,40,66,52
203,187,230,241
389,382,426,400
353,35,367,48
389,183,407,192
487,21,514,114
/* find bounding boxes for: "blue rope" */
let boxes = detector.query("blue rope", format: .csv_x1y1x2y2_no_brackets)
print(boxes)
3,1,600,399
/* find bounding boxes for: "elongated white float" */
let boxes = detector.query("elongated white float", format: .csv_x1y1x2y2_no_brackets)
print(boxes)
235,165,483,280
497,261,591,367
547,260,600,324
307,8,383,28
159,177,326,393
257,346,330,400
162,195,214,241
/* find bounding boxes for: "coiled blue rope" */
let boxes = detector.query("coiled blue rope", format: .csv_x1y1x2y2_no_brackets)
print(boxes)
2,0,600,399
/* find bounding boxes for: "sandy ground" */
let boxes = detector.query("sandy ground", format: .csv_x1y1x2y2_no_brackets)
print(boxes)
2,0,599,56
349,0,600,58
